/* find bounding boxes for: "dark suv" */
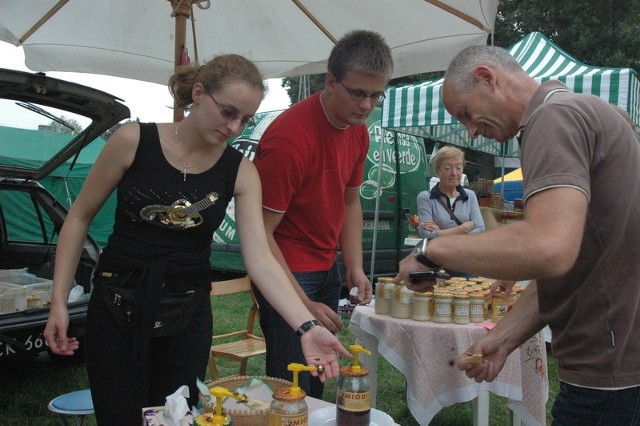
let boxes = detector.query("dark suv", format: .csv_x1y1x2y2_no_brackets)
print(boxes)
0,68,129,359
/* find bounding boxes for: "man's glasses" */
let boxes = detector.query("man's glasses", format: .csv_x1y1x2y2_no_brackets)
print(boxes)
337,81,386,104
209,93,256,127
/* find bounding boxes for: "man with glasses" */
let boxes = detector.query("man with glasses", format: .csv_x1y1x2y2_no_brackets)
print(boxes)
397,45,640,424
253,29,393,397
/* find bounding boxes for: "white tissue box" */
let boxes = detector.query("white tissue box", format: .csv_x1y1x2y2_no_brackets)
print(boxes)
141,406,194,426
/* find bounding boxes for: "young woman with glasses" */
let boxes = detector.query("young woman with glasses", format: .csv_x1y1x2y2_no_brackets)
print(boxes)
44,54,349,424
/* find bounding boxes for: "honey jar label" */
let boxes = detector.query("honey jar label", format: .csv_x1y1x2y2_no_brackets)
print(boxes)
268,412,308,426
336,390,371,412
435,302,452,315
454,304,469,317
470,303,484,316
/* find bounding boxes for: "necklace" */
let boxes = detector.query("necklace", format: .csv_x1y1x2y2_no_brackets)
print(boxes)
320,91,349,130
175,126,212,181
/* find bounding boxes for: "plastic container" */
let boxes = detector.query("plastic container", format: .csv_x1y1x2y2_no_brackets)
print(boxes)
0,282,27,314
336,345,371,426
0,268,52,309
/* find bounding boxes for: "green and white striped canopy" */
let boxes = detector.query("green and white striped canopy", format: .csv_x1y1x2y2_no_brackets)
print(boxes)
381,31,640,158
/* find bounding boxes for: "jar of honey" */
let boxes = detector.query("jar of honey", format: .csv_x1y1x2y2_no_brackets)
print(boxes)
432,291,453,323
336,345,371,426
269,388,307,426
390,281,413,319
491,291,508,323
453,293,470,324
269,364,312,426
411,291,432,321
374,277,394,315
469,292,485,323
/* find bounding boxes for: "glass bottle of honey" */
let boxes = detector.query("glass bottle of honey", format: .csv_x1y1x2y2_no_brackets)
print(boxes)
269,363,318,426
336,345,372,426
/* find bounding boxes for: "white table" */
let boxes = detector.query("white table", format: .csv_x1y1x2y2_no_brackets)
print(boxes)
349,305,548,426
142,394,399,425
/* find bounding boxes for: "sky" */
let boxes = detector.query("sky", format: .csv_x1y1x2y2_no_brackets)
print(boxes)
0,41,291,126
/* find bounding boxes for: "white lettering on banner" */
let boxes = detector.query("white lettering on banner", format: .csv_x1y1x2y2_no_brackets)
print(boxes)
396,132,412,147
371,149,417,167
363,220,390,230
383,129,395,144
217,219,236,240
398,150,417,166
384,149,396,162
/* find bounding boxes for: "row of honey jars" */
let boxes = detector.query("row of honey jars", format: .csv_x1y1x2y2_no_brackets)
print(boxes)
374,277,522,324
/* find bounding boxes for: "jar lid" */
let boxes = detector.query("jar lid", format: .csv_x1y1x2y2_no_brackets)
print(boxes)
454,293,469,299
340,365,369,377
272,387,306,402
377,277,394,283
413,291,432,297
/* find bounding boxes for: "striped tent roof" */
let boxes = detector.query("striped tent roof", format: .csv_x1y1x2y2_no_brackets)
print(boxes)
381,31,640,158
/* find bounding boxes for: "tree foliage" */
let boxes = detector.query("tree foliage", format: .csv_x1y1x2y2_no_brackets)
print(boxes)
102,118,141,141
282,1,640,105
48,116,82,134
493,0,640,70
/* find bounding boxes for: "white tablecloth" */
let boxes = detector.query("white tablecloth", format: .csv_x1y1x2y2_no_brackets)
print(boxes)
349,305,548,426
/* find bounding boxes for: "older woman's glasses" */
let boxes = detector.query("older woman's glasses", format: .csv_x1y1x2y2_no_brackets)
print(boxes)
441,163,464,172
338,81,386,104
209,94,256,127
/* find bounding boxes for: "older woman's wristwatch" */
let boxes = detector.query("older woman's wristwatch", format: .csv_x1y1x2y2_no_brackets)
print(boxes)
413,238,440,269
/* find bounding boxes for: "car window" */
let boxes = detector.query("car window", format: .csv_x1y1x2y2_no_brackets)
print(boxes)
0,190,57,244
0,98,89,172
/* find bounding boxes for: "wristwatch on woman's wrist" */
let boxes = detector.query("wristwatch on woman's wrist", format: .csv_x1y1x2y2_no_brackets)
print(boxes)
296,320,321,337
413,238,440,269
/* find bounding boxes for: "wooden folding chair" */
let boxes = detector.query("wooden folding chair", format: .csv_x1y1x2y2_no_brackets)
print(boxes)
208,275,266,380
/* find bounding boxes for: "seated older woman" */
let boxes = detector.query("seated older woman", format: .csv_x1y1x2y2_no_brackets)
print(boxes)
417,146,484,277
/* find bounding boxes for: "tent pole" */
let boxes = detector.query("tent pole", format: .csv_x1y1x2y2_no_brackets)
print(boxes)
171,0,192,122
369,126,386,283
500,142,506,199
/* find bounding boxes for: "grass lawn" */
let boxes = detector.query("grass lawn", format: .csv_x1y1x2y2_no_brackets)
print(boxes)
0,292,558,425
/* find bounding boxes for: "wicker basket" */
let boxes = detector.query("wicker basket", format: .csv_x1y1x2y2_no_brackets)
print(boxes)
200,375,293,426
